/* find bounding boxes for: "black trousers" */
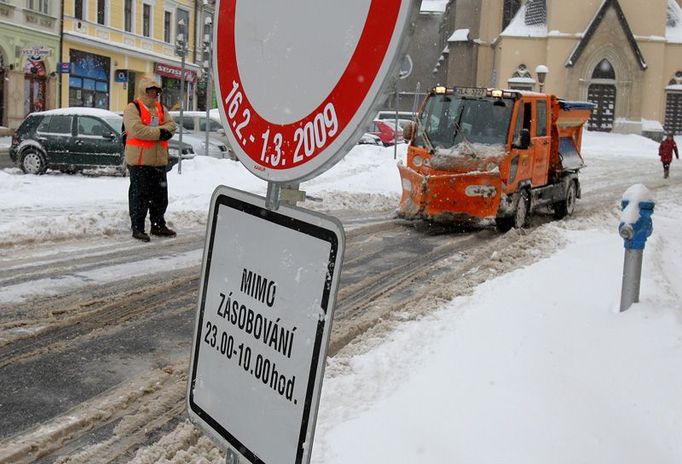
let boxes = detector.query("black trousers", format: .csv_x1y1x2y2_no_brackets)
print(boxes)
128,165,169,232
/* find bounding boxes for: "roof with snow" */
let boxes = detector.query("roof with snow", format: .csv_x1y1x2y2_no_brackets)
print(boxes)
501,3,547,38
566,0,647,70
35,108,120,118
448,28,470,42
420,0,448,13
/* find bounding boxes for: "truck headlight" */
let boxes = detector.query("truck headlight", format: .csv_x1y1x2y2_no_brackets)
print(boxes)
169,148,180,157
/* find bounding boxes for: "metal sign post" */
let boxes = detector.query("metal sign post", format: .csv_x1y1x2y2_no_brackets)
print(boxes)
189,1,419,462
176,19,188,175
203,14,213,158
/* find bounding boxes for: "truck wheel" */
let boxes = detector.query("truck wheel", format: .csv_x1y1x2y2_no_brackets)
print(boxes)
513,190,530,229
554,181,577,219
495,216,514,233
495,190,529,232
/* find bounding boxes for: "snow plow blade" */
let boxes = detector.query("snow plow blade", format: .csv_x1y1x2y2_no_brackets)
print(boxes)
397,163,502,223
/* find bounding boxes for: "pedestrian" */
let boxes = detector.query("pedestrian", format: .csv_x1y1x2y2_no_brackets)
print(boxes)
658,133,679,179
124,76,177,242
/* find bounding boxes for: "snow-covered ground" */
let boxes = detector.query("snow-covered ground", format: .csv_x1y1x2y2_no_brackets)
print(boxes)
2,132,681,463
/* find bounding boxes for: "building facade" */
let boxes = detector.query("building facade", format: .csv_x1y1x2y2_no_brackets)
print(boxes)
410,0,682,138
61,0,203,115
0,0,61,128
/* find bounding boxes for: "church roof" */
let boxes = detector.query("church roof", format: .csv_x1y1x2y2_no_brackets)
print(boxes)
566,0,647,70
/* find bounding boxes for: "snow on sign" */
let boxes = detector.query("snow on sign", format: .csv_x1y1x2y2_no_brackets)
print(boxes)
187,186,345,464
214,0,418,182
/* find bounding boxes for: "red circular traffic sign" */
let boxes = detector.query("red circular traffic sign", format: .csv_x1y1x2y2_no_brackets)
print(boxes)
214,0,416,182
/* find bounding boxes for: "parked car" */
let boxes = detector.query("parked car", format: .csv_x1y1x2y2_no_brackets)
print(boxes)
368,119,404,146
10,108,194,175
376,110,415,122
171,132,232,159
358,132,383,146
169,110,236,159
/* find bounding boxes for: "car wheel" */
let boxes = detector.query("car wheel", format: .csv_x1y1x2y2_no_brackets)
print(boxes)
21,150,46,175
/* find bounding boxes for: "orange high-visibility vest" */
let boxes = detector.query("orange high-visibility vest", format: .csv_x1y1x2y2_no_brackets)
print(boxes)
125,99,169,150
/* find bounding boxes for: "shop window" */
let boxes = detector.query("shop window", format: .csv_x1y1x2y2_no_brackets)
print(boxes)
24,59,47,115
143,4,151,37
161,76,193,111
69,49,110,109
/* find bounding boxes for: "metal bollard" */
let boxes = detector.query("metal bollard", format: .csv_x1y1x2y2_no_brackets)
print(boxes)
618,192,655,312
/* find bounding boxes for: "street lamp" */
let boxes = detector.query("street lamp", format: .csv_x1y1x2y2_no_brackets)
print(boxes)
175,18,188,174
536,64,549,93
203,14,213,158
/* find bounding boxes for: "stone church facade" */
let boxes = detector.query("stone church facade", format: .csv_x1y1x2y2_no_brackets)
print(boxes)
401,0,682,138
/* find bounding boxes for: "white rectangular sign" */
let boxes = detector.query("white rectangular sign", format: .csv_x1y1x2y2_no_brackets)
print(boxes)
188,185,345,464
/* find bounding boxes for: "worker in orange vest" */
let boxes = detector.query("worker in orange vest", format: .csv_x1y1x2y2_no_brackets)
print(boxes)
123,76,177,242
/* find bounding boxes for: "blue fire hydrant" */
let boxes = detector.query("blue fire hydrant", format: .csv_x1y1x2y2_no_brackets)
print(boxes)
618,195,655,312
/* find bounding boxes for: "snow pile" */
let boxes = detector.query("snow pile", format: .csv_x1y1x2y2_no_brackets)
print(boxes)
0,144,406,246
312,224,682,463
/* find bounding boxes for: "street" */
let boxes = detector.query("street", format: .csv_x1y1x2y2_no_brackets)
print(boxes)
0,136,678,462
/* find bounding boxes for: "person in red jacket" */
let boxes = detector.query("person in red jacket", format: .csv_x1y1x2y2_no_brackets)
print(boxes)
659,133,679,179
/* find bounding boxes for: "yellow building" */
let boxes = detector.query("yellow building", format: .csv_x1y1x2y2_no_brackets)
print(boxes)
61,0,202,113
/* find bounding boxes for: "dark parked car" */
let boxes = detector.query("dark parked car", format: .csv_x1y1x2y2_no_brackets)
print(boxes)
10,108,194,175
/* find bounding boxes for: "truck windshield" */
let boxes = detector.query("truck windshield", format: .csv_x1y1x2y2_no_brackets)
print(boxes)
414,94,513,150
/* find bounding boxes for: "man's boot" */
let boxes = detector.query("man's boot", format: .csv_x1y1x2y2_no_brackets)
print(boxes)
132,229,151,242
150,224,177,237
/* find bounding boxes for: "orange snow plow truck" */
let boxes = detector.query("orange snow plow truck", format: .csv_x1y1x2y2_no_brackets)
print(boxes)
397,86,594,231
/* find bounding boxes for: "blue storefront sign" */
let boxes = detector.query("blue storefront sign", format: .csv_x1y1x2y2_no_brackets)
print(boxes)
114,69,128,83
59,62,71,73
